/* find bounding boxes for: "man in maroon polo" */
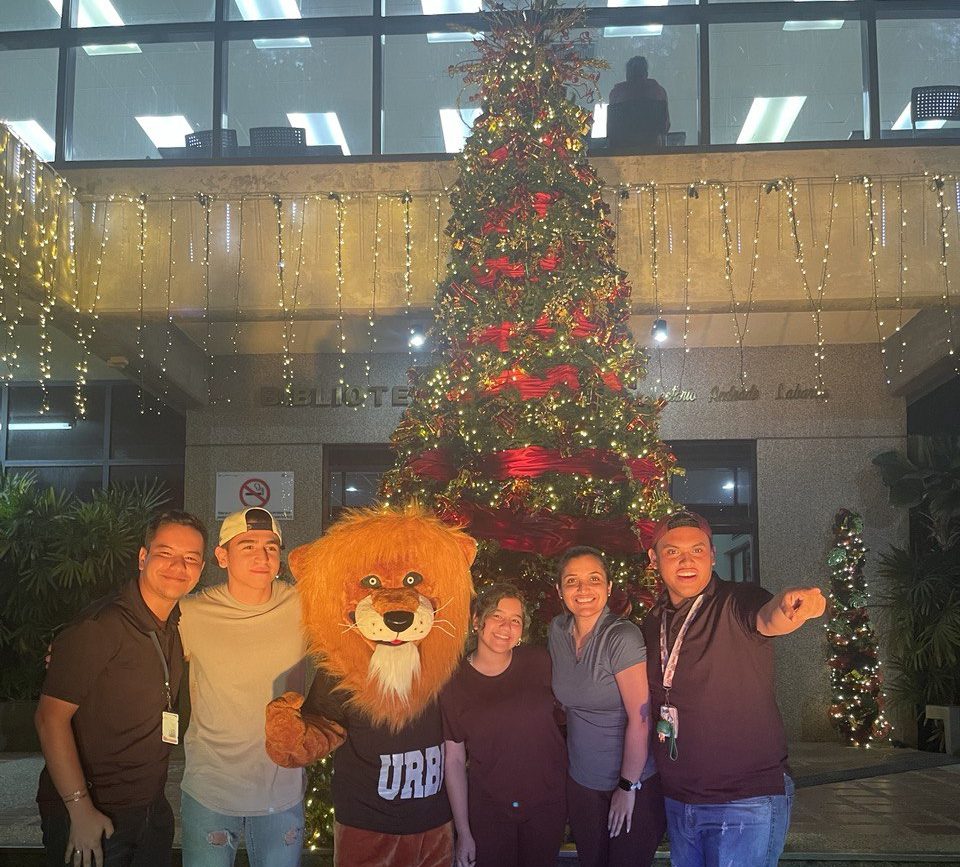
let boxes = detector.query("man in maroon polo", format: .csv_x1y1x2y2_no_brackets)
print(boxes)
642,510,826,867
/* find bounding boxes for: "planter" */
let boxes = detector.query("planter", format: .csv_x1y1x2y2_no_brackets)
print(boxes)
925,704,960,756
0,700,40,751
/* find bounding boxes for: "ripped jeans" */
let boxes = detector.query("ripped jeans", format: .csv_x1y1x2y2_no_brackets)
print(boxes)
180,791,304,867
664,774,794,867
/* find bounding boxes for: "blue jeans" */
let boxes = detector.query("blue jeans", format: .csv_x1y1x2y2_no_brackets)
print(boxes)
180,791,304,867
664,774,794,867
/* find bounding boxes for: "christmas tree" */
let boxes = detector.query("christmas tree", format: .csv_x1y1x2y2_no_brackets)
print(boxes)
381,0,679,622
825,508,892,748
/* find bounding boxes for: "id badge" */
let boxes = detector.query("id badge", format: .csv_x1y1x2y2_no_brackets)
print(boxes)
660,704,679,738
161,711,179,745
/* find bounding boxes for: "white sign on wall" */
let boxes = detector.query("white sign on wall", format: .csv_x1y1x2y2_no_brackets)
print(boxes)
215,472,294,520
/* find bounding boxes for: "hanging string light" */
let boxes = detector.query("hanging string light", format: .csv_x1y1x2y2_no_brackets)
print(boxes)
718,182,761,388
159,199,176,406
227,197,245,402
894,180,908,378
367,194,382,386
648,182,664,391
134,193,149,414
197,192,215,405
2,141,29,380
274,193,292,402
75,197,110,419
933,175,957,373
402,191,414,355
36,169,59,413
862,176,889,377
330,192,347,387
281,195,307,402
677,185,693,392
785,177,837,397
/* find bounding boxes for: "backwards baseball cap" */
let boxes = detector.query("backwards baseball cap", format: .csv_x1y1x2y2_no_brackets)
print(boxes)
218,507,283,547
649,509,713,550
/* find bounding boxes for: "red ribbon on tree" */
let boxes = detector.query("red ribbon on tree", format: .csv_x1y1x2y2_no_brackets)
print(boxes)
484,364,580,398
448,502,656,556
471,256,526,287
531,315,557,340
601,370,624,391
474,322,517,352
532,191,557,217
539,253,559,271
408,448,457,482
480,446,660,483
571,310,601,338
487,145,509,163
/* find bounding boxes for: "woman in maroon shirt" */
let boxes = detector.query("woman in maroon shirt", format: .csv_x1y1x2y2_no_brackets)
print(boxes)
440,583,567,867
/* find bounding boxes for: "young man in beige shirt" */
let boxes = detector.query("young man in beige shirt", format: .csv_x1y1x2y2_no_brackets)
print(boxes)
178,508,308,867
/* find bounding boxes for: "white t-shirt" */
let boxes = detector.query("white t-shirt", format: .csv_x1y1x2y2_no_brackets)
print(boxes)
179,580,308,816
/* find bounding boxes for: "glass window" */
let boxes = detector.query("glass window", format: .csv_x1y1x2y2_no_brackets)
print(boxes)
228,0,370,19
0,49,59,161
0,0,60,30
382,33,481,154
710,20,864,144
110,384,185,460
877,18,960,140
70,41,214,161
587,24,699,149
110,464,185,509
19,465,104,500
6,386,105,462
225,37,372,156
72,0,214,26
384,0,693,14
323,444,394,527
713,533,754,583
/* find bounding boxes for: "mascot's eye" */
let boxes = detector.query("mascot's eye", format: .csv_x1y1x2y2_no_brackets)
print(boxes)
360,575,382,589
402,572,424,588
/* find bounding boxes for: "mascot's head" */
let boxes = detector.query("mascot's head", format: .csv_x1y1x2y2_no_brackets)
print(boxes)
289,503,476,729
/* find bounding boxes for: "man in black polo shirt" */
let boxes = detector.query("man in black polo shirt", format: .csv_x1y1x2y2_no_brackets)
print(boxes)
35,510,207,867
642,511,826,867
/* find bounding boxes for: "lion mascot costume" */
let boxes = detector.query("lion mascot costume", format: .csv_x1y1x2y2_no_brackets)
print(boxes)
265,505,476,867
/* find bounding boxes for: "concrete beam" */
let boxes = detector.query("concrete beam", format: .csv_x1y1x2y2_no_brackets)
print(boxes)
884,307,958,401
87,314,209,411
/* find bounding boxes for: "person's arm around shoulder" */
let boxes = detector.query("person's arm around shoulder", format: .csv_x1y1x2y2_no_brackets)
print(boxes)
756,587,827,636
444,739,475,867
36,696,115,865
609,659,651,838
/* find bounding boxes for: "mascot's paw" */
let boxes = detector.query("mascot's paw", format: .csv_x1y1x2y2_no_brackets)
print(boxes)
265,691,346,768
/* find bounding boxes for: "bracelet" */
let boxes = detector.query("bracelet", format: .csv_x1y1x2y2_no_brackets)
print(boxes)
61,789,88,804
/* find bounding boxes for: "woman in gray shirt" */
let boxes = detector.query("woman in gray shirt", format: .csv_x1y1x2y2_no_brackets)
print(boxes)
548,546,666,867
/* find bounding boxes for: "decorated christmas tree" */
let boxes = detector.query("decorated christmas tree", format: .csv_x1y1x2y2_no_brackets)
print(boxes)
825,508,892,748
381,0,679,621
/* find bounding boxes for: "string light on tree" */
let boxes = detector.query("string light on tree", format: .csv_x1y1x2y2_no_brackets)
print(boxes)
825,508,892,749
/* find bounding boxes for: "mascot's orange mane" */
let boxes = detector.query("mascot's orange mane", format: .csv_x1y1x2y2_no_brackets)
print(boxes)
289,504,475,731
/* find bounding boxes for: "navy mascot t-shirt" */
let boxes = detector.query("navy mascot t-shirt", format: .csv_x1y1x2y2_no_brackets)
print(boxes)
302,669,452,834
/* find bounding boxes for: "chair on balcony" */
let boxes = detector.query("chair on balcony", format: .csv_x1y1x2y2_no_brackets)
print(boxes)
185,129,238,156
249,126,307,156
911,85,960,134
606,98,669,151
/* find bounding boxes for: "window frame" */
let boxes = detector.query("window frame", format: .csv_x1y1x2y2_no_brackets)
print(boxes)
0,0,956,165
0,380,186,504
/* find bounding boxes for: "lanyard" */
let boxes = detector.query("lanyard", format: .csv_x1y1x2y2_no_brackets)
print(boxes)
148,632,173,712
659,594,705,699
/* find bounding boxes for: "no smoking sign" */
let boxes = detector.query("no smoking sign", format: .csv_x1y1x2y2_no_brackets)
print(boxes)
216,472,294,520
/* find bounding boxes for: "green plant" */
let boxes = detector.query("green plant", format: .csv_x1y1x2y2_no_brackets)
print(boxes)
873,435,960,748
873,435,960,549
0,472,168,700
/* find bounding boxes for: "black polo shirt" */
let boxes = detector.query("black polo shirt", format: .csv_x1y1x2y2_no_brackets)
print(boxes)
641,575,789,804
37,578,184,813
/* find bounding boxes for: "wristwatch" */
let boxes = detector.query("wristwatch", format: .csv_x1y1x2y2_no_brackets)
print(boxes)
618,776,642,792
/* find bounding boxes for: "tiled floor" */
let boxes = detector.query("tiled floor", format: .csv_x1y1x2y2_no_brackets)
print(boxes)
2,744,959,861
